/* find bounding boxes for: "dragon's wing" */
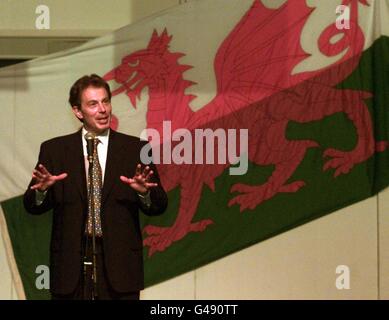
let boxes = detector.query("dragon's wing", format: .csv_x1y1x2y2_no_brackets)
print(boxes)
213,0,314,111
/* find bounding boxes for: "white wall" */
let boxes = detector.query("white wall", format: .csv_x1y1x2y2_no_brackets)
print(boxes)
0,0,179,37
378,188,389,299
0,0,180,58
0,226,14,299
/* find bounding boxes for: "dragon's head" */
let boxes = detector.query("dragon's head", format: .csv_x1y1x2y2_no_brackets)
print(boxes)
104,29,174,108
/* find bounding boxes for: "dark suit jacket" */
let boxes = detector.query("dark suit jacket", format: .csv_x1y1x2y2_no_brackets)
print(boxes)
23,129,168,295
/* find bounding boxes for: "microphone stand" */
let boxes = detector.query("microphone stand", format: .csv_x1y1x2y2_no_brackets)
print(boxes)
83,146,98,300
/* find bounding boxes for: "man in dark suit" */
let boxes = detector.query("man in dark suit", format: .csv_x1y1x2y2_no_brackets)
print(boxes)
23,74,168,300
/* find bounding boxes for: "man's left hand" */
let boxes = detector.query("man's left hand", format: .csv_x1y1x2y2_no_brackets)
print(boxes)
120,164,158,195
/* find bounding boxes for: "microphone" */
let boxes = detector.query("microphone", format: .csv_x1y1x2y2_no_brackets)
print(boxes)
84,132,96,163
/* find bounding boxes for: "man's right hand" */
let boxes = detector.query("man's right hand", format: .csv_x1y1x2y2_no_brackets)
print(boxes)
30,164,68,192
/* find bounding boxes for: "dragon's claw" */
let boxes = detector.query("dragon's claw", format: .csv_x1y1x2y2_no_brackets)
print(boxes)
323,148,355,177
143,219,214,256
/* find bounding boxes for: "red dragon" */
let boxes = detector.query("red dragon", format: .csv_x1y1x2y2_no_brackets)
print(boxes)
104,0,386,256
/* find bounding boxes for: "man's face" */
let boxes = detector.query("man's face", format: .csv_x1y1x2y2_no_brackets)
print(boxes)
72,86,112,135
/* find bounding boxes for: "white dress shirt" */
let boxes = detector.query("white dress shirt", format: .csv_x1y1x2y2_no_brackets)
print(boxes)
81,127,109,184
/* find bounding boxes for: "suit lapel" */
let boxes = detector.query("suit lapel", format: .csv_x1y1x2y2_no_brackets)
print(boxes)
102,130,121,205
66,129,87,202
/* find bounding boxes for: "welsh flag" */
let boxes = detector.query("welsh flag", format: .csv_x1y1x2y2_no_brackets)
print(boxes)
1,0,389,299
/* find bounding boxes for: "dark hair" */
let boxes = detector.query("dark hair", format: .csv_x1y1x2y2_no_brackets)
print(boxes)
68,74,111,108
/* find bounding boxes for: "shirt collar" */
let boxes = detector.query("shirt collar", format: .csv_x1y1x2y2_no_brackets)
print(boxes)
81,127,110,146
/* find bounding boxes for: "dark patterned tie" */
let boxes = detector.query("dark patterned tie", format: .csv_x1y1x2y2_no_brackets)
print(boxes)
86,138,103,237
